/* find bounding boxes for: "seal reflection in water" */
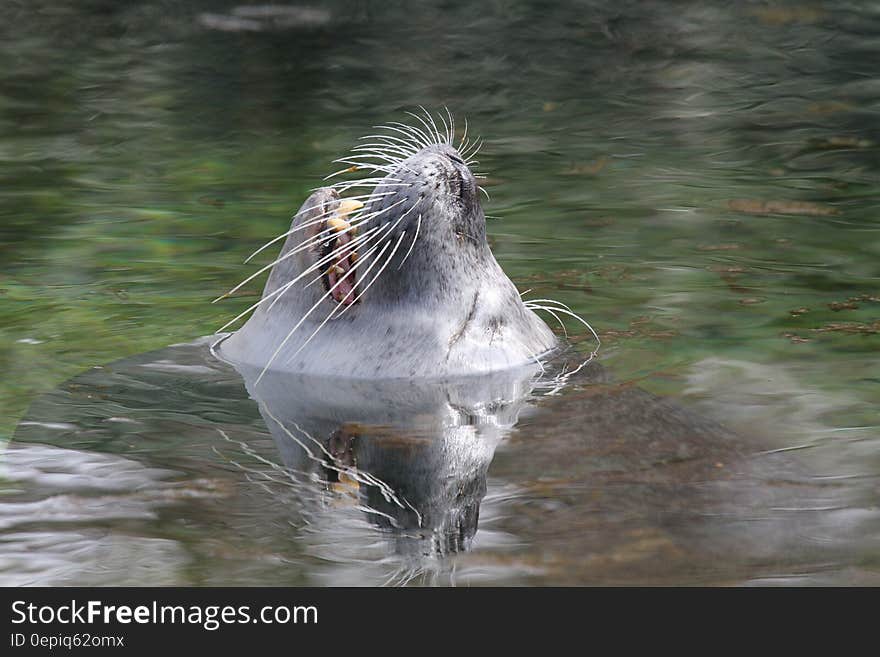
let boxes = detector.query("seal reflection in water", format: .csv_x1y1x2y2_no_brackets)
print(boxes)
213,109,598,379
232,358,547,559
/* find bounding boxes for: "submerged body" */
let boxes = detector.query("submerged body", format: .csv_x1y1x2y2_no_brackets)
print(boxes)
215,120,560,379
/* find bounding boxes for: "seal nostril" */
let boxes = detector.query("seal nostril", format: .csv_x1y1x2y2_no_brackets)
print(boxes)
448,154,465,165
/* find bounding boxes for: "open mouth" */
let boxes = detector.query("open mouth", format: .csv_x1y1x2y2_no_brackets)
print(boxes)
321,199,362,306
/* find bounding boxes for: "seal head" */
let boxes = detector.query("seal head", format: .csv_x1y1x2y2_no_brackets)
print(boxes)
215,118,558,379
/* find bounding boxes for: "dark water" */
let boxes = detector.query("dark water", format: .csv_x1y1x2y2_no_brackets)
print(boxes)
1,1,879,585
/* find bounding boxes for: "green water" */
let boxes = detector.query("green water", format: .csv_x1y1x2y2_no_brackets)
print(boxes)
1,1,878,585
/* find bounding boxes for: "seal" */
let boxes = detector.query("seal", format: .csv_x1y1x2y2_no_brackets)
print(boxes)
213,110,597,380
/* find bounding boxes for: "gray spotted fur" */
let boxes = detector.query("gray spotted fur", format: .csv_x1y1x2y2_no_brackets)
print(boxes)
217,144,557,378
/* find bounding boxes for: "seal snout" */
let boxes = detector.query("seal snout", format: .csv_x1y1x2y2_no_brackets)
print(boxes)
407,145,478,207
444,149,478,203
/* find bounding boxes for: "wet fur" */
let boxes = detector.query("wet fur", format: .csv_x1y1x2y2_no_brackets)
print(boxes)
216,118,559,378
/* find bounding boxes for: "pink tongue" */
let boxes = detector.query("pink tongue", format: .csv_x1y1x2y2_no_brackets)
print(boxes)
329,231,356,305
331,272,355,304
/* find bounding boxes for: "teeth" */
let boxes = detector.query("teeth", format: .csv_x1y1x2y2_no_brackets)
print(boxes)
349,251,358,263
327,217,349,233
326,199,364,235
337,199,364,218
325,265,345,276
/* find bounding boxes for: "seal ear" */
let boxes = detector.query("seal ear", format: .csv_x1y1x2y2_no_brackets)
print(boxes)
262,187,340,298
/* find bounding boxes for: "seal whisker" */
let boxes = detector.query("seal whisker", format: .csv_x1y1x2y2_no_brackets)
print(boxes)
321,158,405,179
388,121,433,150
257,235,396,383
220,223,384,310
523,297,577,312
415,106,440,141
332,157,396,174
433,107,450,145
333,183,409,194
216,277,298,333
397,211,422,270
327,177,411,192
217,214,378,331
326,198,419,317
356,145,415,161
374,122,422,144
323,166,375,182
444,107,455,144
523,298,601,356
478,186,490,201
331,197,408,227
356,141,416,158
274,198,375,238
242,195,388,264
284,191,377,213
326,176,404,186
276,197,406,263
407,110,442,147
383,121,429,149
345,152,413,167
352,148,408,161
372,124,428,151
540,355,597,397
462,137,483,161
257,405,417,517
352,144,412,160
421,106,445,144
275,192,374,230
331,160,396,173
321,166,360,181
327,175,403,184
256,220,384,303
241,199,384,267
522,303,569,337
345,153,405,166
424,106,448,146
510,336,546,373
299,231,390,293
330,181,412,193
347,161,422,182
353,151,409,168
333,228,407,318
436,111,451,145
298,207,408,293
354,137,413,152
360,133,421,154
287,233,405,362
